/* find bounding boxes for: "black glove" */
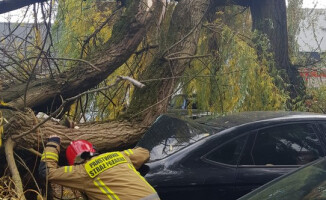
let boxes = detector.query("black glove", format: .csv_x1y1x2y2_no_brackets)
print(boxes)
48,135,61,145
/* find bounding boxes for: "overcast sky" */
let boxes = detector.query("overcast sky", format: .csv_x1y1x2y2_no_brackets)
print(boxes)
301,0,326,8
0,0,326,22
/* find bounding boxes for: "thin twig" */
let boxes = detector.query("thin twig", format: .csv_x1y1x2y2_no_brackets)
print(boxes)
134,44,159,55
99,91,116,107
0,63,25,83
165,54,211,61
14,152,42,195
162,10,207,57
129,63,208,119
139,69,247,82
80,7,121,58
81,94,88,123
118,76,145,88
23,9,51,107
0,6,30,43
17,146,42,157
21,56,101,72
0,47,31,77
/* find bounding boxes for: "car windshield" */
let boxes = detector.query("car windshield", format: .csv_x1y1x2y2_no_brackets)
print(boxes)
238,157,326,200
137,115,215,161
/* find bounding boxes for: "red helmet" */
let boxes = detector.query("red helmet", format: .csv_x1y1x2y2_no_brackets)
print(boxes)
66,140,96,165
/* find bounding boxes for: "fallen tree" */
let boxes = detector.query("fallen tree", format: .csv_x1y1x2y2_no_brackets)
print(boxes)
0,0,306,198
1,0,212,197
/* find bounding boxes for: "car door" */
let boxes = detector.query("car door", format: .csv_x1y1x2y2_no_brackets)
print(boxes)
235,122,325,199
193,134,250,200
148,136,246,200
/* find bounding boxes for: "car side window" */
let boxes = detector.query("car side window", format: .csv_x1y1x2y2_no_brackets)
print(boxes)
240,123,323,166
205,135,248,165
317,123,326,138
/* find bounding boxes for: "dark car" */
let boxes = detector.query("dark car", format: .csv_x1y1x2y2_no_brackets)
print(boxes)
238,157,326,200
137,111,326,200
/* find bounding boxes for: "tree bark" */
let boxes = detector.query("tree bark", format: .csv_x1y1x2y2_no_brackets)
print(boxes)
4,138,26,200
127,0,211,125
250,0,305,99
5,109,146,152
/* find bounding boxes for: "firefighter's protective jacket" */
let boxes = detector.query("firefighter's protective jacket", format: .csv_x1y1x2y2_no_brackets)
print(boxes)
39,138,160,200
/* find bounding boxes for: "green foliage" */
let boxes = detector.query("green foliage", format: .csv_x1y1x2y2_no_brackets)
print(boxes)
92,3,176,121
181,23,289,115
88,35,160,120
53,0,152,121
52,0,115,60
306,86,326,113
54,3,296,122
252,30,290,96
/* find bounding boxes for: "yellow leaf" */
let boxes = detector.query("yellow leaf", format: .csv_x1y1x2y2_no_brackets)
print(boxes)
0,100,8,106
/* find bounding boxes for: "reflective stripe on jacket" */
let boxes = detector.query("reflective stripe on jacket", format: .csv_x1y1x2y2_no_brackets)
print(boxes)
39,142,160,200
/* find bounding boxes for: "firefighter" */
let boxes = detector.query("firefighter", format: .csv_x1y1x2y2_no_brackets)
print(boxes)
39,135,160,200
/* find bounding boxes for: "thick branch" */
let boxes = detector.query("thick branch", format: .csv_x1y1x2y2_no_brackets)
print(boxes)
250,0,305,99
12,76,144,140
4,138,26,200
128,0,210,124
2,0,162,112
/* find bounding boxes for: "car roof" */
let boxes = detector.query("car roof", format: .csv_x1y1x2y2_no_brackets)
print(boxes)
195,111,326,130
138,111,326,162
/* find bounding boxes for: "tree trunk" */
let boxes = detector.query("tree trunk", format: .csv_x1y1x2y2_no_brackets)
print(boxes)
4,0,212,152
250,0,305,99
127,0,211,125
5,109,146,152
1,0,307,197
